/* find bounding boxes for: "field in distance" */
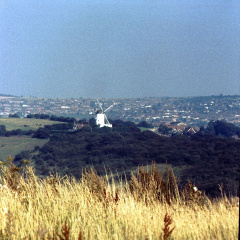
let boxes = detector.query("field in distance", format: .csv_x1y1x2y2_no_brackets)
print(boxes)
0,118,63,161
0,136,48,161
0,118,64,131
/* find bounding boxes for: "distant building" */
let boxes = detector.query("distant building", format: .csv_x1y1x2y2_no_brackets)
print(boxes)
72,123,89,131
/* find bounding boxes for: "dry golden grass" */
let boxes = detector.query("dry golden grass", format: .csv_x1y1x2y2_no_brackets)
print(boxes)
0,160,238,240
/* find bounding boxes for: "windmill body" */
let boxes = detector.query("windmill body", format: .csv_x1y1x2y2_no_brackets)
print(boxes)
95,100,112,128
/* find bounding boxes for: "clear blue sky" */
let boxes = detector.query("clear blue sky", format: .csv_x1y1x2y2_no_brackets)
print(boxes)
1,0,239,98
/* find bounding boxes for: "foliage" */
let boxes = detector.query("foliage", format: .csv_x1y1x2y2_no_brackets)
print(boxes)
4,129,28,137
205,120,240,137
89,117,97,128
44,123,73,131
8,113,20,118
26,114,76,123
137,120,153,128
22,120,240,197
32,128,50,139
182,133,240,197
14,151,31,163
0,125,6,136
181,180,206,206
0,156,25,191
129,164,180,204
158,124,172,134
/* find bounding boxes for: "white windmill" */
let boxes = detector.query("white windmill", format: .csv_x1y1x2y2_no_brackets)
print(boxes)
95,100,113,128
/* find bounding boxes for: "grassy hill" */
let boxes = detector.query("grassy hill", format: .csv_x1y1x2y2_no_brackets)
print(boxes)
0,136,47,161
0,118,65,161
0,118,63,131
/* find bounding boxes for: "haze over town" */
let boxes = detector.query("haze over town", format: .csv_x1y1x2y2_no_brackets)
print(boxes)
1,0,240,99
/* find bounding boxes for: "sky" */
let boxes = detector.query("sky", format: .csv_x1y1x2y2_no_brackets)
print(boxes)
1,0,240,99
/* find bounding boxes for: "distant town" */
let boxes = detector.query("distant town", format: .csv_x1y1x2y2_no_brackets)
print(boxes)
0,94,240,127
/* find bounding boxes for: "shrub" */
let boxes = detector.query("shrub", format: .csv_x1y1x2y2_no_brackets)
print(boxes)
0,156,22,191
32,128,50,139
129,163,180,204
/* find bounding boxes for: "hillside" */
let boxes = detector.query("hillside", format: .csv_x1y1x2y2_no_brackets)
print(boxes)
15,120,240,198
0,117,64,131
0,118,66,161
0,136,47,161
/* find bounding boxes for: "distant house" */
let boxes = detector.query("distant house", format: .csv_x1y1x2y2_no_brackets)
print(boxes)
72,122,89,131
160,122,199,136
177,122,187,130
231,135,240,140
164,122,186,132
183,127,197,135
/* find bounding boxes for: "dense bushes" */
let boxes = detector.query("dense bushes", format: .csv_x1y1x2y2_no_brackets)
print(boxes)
26,114,76,123
0,125,6,136
204,120,240,137
9,113,20,118
137,121,153,128
21,120,240,198
0,125,33,137
32,128,50,139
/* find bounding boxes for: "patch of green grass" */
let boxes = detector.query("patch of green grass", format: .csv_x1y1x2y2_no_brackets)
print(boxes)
0,136,48,161
172,165,190,178
0,118,63,131
138,127,157,132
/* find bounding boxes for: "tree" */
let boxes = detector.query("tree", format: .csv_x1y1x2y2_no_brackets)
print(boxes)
50,115,58,121
0,125,6,136
26,114,33,118
40,114,50,119
9,113,20,118
137,121,153,128
32,128,50,139
89,118,97,128
158,124,171,134
33,114,41,119
205,120,240,137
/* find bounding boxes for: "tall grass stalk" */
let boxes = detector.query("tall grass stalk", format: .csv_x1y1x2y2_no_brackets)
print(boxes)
0,162,238,239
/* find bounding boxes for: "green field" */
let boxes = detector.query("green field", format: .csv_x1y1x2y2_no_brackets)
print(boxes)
0,118,63,161
138,127,157,132
0,136,48,161
0,118,63,131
